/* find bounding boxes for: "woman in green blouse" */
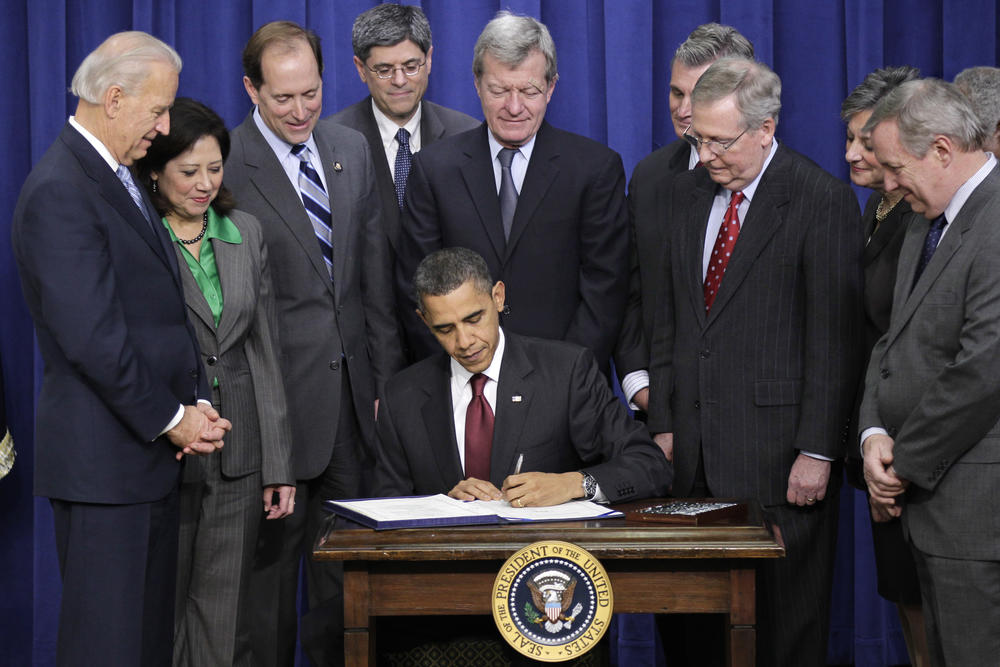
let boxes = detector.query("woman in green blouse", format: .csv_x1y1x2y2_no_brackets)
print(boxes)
136,98,295,667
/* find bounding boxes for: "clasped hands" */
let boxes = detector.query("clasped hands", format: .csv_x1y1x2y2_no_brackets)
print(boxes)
166,402,232,461
862,433,909,522
449,471,586,508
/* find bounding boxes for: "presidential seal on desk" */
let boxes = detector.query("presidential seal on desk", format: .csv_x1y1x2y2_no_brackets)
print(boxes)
492,540,613,661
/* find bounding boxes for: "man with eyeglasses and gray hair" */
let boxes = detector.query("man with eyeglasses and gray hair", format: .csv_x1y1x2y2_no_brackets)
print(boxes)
328,3,478,312
616,23,753,419
646,57,862,666
860,78,1000,667
396,11,629,382
954,66,1000,156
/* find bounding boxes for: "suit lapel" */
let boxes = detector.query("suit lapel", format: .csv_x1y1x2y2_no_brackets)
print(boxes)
705,147,790,324
213,235,248,348
174,243,216,333
506,122,558,259
419,101,447,144
681,175,716,326
460,126,507,263
313,128,348,302
238,115,335,299
420,355,465,485
492,334,535,481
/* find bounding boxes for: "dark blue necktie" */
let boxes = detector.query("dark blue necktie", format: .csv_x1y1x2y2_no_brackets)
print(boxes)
913,214,947,288
394,128,412,210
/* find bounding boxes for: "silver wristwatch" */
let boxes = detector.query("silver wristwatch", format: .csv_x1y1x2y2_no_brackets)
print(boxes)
581,472,597,500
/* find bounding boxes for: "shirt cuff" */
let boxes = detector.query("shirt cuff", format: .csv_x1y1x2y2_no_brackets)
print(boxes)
860,427,889,456
620,370,649,409
800,450,834,462
159,404,185,439
592,483,608,504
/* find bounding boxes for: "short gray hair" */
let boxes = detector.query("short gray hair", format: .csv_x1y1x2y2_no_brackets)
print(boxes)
692,57,781,129
954,66,1000,143
414,248,494,311
352,4,432,62
672,23,754,69
71,31,181,104
863,78,987,157
473,11,557,84
841,66,921,122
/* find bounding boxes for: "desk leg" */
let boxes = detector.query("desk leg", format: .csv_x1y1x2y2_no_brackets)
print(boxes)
726,568,756,667
343,563,372,667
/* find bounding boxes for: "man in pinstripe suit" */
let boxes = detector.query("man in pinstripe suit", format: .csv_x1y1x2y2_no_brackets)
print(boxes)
647,58,862,666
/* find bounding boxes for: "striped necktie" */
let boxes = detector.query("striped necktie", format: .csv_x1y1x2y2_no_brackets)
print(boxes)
116,164,153,227
291,144,334,279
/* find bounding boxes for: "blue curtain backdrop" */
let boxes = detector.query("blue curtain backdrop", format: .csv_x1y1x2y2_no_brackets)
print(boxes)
1,1,997,665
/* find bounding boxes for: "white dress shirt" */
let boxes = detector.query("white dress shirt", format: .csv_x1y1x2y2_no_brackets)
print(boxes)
371,99,422,180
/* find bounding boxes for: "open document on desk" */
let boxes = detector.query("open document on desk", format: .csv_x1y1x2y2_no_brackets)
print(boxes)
324,494,623,530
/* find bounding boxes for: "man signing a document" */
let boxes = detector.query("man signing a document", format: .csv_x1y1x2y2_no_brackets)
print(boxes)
373,247,671,505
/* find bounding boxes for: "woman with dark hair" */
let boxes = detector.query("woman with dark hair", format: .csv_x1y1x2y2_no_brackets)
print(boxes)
135,97,295,666
842,67,929,667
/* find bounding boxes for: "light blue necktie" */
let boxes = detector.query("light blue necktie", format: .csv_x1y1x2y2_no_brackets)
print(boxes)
116,164,152,226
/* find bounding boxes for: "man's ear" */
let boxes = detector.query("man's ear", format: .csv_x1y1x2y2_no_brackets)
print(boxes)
492,281,506,313
104,84,124,119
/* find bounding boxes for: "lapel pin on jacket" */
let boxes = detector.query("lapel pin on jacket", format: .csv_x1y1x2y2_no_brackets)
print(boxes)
511,395,522,402
332,162,343,173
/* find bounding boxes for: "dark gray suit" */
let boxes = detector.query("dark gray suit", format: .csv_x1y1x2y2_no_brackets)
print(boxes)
860,163,1000,665
224,112,404,667
615,137,691,387
398,122,630,376
327,97,479,255
374,332,671,500
648,143,863,666
171,210,293,666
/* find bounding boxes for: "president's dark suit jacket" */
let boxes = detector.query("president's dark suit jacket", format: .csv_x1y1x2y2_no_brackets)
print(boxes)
12,123,208,503
860,163,1000,561
327,97,479,255
398,122,630,375
225,114,405,479
373,332,671,500
615,138,690,382
648,143,863,505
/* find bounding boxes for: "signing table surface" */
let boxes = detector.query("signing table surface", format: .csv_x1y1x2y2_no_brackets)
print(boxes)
315,499,783,666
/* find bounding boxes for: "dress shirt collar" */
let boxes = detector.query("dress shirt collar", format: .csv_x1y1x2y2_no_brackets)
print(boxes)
371,98,422,155
69,116,119,171
943,153,996,225
487,130,536,167
450,327,506,391
686,142,700,170
253,106,321,163
719,138,778,203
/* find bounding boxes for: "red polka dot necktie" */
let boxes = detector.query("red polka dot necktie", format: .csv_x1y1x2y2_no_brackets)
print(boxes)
703,190,745,312
464,373,494,481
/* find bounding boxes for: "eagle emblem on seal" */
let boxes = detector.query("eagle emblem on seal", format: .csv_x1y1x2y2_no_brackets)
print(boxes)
525,569,585,633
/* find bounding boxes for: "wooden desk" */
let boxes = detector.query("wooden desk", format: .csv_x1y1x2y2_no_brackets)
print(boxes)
315,501,783,666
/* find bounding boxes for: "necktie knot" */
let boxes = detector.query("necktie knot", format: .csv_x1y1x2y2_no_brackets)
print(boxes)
729,190,745,208
291,143,308,158
396,127,410,148
498,147,518,168
470,373,489,397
